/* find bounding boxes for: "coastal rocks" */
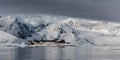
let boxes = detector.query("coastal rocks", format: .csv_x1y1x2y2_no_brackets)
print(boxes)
26,39,65,47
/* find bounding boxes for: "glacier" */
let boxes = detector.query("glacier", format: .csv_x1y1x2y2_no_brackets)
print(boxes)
0,14,120,46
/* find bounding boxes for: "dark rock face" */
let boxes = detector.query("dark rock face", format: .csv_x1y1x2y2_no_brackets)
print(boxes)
33,39,40,43
35,23,49,32
27,39,66,45
57,39,65,43
59,28,66,34
8,18,50,39
7,18,34,39
15,18,34,39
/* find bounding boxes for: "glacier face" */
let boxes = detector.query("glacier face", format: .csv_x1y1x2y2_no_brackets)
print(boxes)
0,14,120,46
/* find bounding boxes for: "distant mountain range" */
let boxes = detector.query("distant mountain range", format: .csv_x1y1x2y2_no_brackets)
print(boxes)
0,14,120,46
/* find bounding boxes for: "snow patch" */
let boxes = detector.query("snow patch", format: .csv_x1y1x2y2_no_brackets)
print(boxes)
0,30,17,43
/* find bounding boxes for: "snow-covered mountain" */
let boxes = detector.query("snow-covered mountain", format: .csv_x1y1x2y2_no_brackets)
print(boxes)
0,14,120,46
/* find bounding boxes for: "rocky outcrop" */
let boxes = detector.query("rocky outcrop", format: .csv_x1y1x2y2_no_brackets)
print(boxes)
26,39,65,46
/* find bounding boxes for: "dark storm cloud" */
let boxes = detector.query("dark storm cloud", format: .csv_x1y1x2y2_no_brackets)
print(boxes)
0,0,120,22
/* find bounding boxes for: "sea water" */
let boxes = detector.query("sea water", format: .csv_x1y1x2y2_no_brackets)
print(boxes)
0,46,120,60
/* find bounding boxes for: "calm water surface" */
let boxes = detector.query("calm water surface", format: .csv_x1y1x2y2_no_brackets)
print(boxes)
0,46,120,60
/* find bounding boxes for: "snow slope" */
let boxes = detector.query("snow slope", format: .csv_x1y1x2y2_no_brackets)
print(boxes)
0,30,17,43
0,14,120,46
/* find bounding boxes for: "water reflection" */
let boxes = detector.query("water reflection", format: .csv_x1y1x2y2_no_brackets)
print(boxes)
15,47,46,60
12,46,76,60
1,46,120,60
0,46,17,60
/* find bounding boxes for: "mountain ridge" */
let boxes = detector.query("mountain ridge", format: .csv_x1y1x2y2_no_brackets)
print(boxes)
0,14,120,46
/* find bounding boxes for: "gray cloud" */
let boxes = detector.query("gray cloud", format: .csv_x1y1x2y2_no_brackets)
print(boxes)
0,0,120,22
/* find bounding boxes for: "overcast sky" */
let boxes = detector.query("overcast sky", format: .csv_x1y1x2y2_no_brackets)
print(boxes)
0,0,120,22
